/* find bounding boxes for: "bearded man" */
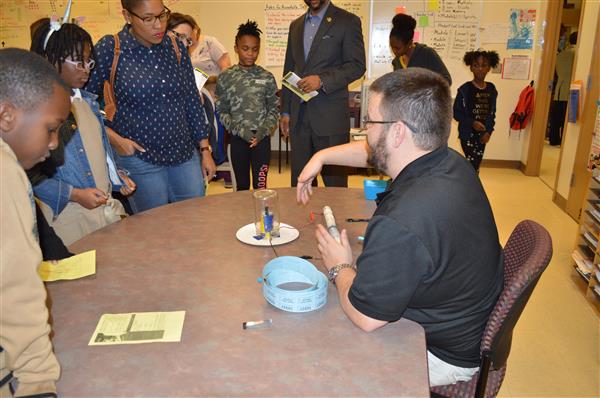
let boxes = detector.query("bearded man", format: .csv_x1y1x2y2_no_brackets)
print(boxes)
296,67,504,387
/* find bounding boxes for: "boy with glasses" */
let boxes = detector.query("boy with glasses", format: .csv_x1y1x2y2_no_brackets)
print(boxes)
30,21,136,245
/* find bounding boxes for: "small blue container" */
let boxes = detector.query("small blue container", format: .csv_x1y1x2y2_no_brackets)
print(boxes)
363,179,388,200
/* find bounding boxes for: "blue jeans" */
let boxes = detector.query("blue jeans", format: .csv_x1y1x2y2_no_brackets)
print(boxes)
115,152,205,213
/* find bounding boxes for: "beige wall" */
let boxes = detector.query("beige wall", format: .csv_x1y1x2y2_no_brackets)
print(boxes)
445,0,548,163
556,0,599,198
0,0,592,171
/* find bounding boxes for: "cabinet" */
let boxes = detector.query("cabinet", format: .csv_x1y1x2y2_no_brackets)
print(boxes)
572,172,600,313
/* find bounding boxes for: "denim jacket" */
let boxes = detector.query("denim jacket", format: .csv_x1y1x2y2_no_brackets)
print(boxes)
34,90,124,218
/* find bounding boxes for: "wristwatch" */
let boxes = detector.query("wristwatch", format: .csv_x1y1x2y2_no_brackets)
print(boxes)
328,263,356,284
200,145,212,153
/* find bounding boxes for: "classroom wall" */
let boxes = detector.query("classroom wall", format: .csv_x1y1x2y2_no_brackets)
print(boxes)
0,0,555,164
555,0,599,199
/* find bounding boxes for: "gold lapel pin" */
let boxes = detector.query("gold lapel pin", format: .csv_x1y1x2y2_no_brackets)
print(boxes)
326,17,332,23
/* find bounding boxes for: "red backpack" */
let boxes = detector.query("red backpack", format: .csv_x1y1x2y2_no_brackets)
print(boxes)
509,82,535,131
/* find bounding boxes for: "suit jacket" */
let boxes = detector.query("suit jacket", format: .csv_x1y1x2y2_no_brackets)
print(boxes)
281,3,365,137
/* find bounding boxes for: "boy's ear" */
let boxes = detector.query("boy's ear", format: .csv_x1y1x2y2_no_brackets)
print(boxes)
0,102,19,133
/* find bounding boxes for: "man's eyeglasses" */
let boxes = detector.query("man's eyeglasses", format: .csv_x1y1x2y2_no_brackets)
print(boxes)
172,31,193,48
127,6,171,26
64,58,95,71
362,116,419,133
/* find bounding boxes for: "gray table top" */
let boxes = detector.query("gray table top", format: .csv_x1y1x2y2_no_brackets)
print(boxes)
48,188,429,397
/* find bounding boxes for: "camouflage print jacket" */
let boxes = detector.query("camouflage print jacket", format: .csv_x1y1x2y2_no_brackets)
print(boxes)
215,64,279,143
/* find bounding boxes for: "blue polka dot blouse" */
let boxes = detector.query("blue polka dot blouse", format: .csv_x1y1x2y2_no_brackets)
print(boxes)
86,25,209,166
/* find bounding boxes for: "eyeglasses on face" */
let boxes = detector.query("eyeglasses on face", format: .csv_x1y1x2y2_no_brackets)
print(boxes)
172,31,193,47
64,58,95,71
362,115,419,133
128,6,171,26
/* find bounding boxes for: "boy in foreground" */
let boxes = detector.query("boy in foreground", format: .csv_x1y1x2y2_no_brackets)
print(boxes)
1,48,71,397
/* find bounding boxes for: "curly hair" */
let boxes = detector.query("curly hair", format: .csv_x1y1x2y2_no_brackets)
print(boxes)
463,50,500,68
235,20,262,44
0,48,70,111
30,21,96,74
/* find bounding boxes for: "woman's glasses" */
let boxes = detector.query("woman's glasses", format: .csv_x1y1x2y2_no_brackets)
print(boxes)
172,31,193,48
127,6,171,26
64,58,95,71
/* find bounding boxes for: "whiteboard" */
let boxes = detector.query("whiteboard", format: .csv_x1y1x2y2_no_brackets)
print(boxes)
0,0,369,87
368,0,483,87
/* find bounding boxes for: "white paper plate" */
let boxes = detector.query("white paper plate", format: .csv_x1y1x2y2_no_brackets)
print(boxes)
236,223,299,246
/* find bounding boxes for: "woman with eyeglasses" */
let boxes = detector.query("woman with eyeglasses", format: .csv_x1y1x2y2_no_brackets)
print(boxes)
167,12,231,76
30,21,137,245
167,13,197,51
86,0,216,213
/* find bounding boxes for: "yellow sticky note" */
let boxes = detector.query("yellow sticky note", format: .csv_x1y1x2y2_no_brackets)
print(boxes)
38,250,96,282
428,0,440,12
419,15,429,27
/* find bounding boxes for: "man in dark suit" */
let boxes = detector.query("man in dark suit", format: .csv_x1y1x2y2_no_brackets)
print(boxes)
280,0,365,187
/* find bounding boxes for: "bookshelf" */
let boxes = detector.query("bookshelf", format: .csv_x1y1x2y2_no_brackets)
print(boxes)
572,172,600,313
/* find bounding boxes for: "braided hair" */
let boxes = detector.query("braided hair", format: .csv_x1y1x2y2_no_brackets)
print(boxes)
463,50,500,68
235,20,262,44
30,21,95,73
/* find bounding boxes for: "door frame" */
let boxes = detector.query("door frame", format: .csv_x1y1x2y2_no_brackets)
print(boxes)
523,1,563,176
564,9,600,220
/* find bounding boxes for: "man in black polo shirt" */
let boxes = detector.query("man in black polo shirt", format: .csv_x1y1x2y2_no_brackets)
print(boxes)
296,67,503,386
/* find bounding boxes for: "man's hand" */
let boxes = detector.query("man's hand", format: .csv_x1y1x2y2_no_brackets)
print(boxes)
279,115,290,138
472,121,486,132
315,225,353,271
201,150,217,181
480,132,491,144
249,137,258,148
296,152,324,204
118,171,136,196
297,75,322,93
71,187,108,209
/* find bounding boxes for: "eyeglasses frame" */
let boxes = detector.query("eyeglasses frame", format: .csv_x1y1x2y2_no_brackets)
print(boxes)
362,115,419,134
63,58,96,71
127,6,171,26
172,31,193,48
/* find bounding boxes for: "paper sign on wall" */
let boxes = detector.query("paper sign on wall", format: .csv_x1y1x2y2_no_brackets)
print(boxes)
502,57,531,80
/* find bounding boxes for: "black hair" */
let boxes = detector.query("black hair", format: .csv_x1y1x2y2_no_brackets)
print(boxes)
30,17,49,39
235,20,262,44
569,31,578,45
121,0,145,11
370,68,451,151
390,13,416,44
463,50,500,68
30,21,96,73
0,48,70,111
167,12,198,32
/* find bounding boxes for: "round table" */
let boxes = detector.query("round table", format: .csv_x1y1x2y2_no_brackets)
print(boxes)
48,188,429,396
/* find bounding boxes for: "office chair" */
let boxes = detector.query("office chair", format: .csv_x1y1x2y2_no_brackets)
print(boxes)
431,220,553,398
